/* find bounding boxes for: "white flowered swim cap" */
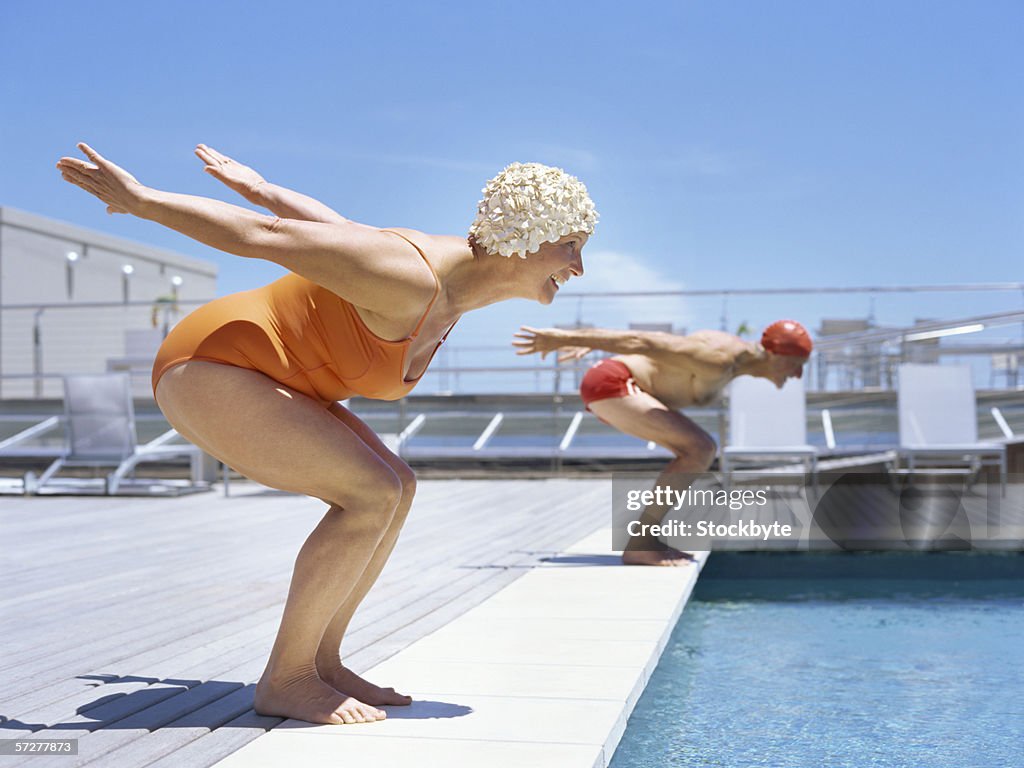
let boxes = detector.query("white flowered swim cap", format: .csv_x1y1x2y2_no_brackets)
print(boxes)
469,162,599,258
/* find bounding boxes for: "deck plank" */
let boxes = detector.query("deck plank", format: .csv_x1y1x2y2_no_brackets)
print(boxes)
0,479,609,767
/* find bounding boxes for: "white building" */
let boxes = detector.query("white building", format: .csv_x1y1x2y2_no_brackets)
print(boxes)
0,206,218,399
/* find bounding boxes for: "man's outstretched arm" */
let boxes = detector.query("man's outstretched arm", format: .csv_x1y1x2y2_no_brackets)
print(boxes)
513,326,740,370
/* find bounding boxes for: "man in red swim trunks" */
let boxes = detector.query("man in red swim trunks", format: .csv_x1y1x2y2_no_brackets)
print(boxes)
514,320,813,566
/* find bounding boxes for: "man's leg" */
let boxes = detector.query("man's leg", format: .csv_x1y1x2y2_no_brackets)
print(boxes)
589,391,716,566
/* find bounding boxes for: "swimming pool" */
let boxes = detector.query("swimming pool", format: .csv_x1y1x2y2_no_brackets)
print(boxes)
610,553,1024,768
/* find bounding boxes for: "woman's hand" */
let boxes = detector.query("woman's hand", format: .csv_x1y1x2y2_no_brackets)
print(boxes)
195,144,267,202
56,143,149,215
512,326,571,360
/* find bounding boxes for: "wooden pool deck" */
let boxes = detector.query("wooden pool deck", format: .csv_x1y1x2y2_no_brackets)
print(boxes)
2,474,1020,767
0,480,619,767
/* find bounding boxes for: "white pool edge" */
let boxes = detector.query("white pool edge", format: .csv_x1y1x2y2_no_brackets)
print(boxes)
212,529,709,768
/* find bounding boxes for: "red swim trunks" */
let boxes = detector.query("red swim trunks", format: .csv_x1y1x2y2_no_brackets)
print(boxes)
580,359,643,411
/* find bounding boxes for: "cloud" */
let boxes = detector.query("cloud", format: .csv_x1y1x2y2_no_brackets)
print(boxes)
437,250,696,372
348,151,493,173
664,146,739,178
360,145,599,176
563,249,694,332
522,145,600,173
247,139,494,174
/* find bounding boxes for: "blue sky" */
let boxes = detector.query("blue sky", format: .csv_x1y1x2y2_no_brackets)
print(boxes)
2,0,1021,347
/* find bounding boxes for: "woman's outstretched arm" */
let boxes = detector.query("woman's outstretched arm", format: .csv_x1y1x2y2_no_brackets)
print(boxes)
57,143,433,314
194,144,363,226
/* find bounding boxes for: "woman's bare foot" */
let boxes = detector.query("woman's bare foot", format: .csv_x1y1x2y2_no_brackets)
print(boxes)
316,660,413,706
254,666,387,724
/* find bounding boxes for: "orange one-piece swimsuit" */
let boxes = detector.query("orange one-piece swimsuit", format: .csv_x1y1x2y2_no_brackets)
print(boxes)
151,230,456,407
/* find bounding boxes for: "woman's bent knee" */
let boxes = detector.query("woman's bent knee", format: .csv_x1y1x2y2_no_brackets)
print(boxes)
380,461,416,527
322,463,403,516
324,484,403,541
394,462,417,498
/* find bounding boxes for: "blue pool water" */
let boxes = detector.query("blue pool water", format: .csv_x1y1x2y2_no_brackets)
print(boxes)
610,553,1024,768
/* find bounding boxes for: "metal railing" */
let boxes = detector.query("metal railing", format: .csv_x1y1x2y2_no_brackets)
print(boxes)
0,298,207,399
2,284,1023,399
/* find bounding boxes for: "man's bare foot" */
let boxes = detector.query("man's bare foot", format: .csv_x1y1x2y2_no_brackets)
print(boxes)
254,666,386,724
622,534,698,567
622,546,697,567
315,660,413,706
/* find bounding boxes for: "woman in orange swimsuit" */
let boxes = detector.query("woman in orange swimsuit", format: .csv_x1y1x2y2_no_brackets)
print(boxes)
57,142,597,726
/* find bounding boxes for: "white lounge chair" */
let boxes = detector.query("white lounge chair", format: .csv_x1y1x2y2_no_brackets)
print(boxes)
721,376,817,493
0,415,63,493
896,364,1007,495
26,373,210,495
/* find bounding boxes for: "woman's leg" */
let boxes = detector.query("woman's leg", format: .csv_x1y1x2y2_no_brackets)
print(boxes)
589,391,717,566
156,361,402,724
312,402,415,706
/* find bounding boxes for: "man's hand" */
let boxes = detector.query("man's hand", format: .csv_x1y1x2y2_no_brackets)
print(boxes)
57,143,149,215
554,345,593,363
512,326,572,360
195,144,267,202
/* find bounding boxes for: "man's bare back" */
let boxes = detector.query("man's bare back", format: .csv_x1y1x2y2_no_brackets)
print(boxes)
611,330,754,409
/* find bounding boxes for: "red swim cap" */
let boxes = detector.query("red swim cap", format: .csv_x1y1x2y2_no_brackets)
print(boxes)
761,320,813,357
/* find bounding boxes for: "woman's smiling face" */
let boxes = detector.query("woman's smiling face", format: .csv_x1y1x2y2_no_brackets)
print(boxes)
526,232,588,304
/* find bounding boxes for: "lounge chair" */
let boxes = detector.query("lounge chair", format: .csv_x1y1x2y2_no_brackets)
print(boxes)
0,415,63,493
896,364,1007,495
26,373,211,495
721,376,817,493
